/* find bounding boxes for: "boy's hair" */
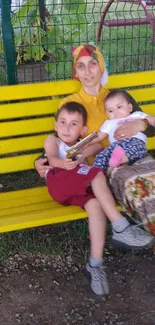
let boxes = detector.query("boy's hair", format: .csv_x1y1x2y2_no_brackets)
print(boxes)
56,101,87,125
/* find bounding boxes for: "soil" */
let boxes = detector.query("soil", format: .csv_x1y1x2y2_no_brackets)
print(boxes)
0,246,155,325
0,170,155,325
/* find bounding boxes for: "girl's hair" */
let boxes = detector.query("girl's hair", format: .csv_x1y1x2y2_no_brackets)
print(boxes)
56,101,87,125
105,89,141,112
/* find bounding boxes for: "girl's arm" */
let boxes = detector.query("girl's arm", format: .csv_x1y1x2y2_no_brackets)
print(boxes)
80,130,107,161
82,142,103,160
146,116,155,127
90,130,108,144
44,135,78,170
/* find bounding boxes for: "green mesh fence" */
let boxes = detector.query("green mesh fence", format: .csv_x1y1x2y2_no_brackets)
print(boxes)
3,0,155,83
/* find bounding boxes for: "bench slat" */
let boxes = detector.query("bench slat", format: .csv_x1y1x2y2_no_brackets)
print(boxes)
107,70,155,88
0,99,61,120
0,201,61,216
140,104,155,115
0,153,40,174
0,80,81,101
0,204,87,233
0,104,154,155
0,71,154,103
128,88,155,102
0,117,54,138
0,137,154,174
0,135,46,155
0,186,48,201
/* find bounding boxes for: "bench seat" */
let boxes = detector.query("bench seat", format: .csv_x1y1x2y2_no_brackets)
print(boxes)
0,70,155,233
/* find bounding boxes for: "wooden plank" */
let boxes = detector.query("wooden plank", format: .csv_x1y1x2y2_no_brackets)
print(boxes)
0,153,40,174
0,204,87,233
0,99,61,120
0,71,154,102
0,103,154,155
129,88,155,102
0,80,81,101
0,136,155,174
140,104,155,115
0,117,54,138
0,134,47,155
0,134,46,155
107,70,155,89
0,201,61,217
0,186,48,201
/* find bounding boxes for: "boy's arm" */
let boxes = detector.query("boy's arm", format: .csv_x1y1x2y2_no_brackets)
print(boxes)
44,135,79,170
44,135,65,168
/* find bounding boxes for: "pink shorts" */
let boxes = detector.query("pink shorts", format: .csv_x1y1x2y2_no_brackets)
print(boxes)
46,165,104,208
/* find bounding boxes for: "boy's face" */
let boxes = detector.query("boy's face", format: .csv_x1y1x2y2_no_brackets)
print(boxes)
105,94,133,120
55,109,87,146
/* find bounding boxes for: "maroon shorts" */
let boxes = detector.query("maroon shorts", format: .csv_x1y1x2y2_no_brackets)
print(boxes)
46,165,104,208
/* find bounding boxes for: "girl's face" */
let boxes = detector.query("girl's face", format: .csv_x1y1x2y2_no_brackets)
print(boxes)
105,94,133,120
75,56,102,88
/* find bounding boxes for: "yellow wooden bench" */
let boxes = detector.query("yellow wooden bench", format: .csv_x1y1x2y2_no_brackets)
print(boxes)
0,70,155,233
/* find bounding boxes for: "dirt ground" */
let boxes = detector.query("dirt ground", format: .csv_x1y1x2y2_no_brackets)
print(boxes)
0,170,155,325
0,247,155,325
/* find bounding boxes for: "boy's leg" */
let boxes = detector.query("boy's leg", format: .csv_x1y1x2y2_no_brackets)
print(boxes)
84,198,109,296
91,171,155,249
84,198,107,259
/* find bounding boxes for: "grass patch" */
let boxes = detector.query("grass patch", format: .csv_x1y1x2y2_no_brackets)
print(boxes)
0,220,90,264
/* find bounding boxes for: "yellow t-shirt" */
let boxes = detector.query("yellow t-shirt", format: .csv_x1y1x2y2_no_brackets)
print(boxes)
59,86,110,149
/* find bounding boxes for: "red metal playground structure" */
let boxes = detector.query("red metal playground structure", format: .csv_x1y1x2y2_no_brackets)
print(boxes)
98,0,155,42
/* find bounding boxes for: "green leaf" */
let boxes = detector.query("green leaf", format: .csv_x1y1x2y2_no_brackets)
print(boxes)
31,45,45,61
27,9,38,25
45,62,56,72
63,0,85,12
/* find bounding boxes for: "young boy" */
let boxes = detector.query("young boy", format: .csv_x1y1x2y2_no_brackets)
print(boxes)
44,101,155,297
92,89,155,170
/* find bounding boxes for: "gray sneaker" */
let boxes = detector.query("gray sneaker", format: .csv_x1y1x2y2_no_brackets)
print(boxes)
112,225,155,249
84,263,110,296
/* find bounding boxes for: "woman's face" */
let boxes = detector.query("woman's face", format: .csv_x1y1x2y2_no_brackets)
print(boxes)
75,56,102,88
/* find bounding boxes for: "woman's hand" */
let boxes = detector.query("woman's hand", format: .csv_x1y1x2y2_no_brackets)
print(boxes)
63,158,79,170
114,119,146,141
34,158,49,178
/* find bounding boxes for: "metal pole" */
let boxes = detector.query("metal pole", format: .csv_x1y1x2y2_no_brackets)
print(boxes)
38,0,46,31
1,0,17,85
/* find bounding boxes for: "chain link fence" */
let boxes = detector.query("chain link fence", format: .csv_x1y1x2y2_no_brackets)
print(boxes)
2,0,155,84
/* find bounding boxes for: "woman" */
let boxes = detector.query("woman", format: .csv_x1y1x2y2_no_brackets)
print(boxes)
35,44,155,296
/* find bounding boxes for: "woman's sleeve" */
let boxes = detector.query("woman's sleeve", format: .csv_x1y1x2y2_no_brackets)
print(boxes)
123,90,155,137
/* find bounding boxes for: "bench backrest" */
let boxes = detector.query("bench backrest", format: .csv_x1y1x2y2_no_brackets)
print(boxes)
0,70,155,174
